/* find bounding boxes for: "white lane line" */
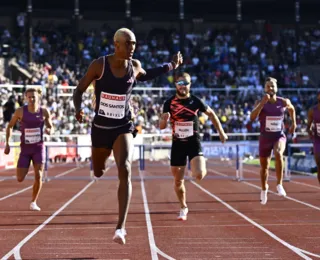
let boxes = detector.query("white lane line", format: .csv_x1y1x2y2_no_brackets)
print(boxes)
139,170,176,260
208,169,320,211
1,181,95,260
0,167,80,201
192,180,315,260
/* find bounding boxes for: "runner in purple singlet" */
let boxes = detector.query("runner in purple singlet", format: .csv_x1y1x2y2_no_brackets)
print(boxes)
250,77,296,204
307,91,320,184
4,88,53,211
73,28,183,244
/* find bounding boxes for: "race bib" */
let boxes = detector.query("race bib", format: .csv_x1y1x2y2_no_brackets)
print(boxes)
25,128,41,144
175,121,194,138
316,123,320,136
98,92,126,119
265,116,282,132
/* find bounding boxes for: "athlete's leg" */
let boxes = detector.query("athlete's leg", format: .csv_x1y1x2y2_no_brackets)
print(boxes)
91,125,113,178
260,156,271,190
259,136,273,190
16,153,31,182
313,153,320,184
91,147,112,177
171,165,187,209
170,140,188,208
112,133,134,231
170,141,189,220
259,136,273,205
273,137,286,186
189,138,206,181
31,163,44,203
27,148,46,210
190,156,206,182
27,163,44,211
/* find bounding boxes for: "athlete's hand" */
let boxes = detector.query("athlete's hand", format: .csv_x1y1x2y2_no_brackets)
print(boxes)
172,51,183,69
289,123,296,134
45,127,52,135
261,94,270,105
4,144,10,155
161,113,170,121
219,131,228,143
75,110,84,123
307,128,313,139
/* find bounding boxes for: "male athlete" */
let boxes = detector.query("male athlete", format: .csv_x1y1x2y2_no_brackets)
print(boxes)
4,88,53,211
73,28,183,244
159,72,228,220
250,77,296,204
307,92,320,184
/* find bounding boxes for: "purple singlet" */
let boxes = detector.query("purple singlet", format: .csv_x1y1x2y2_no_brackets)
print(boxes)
312,105,320,154
17,106,45,168
258,97,287,157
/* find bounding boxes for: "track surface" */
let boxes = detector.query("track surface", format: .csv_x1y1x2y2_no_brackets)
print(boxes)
0,159,319,260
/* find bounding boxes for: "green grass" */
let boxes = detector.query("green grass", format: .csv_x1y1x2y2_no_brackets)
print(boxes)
244,158,317,174
244,158,276,169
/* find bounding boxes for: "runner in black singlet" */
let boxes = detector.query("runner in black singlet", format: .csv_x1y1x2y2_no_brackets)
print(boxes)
73,28,183,245
159,72,228,221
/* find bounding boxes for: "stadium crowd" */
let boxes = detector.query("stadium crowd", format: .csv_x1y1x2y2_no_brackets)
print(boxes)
1,23,319,139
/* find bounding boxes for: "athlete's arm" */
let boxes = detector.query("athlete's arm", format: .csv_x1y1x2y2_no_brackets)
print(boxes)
285,99,296,134
4,108,22,154
307,108,313,138
73,58,102,115
159,100,171,130
250,94,270,121
133,52,183,81
43,107,53,135
159,113,170,130
204,107,228,143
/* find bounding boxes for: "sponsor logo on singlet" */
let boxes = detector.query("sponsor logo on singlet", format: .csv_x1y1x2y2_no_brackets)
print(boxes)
98,92,126,119
25,128,41,144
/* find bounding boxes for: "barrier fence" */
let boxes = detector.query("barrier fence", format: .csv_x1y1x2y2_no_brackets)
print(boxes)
1,142,309,183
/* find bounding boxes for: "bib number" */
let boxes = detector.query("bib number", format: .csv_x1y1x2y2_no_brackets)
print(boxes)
98,92,126,119
25,128,41,144
265,116,282,132
175,121,194,138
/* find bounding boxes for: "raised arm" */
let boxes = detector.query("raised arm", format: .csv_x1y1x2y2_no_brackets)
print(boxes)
4,108,22,154
73,58,103,122
204,107,228,143
250,94,270,121
134,52,183,82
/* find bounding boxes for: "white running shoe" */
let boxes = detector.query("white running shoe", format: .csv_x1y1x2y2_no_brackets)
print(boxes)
30,202,41,211
277,184,287,197
177,207,188,221
260,184,269,205
113,229,127,245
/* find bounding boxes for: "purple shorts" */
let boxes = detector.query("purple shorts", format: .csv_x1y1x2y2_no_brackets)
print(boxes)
17,144,45,168
259,135,286,157
313,139,320,154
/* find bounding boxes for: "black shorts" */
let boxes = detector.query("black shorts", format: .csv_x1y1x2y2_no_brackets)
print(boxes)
170,137,203,166
91,122,136,149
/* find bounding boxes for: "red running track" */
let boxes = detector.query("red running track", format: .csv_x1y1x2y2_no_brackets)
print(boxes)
0,160,319,260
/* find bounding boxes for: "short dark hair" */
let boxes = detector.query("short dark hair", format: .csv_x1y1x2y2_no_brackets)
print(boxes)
174,71,191,82
265,77,277,84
